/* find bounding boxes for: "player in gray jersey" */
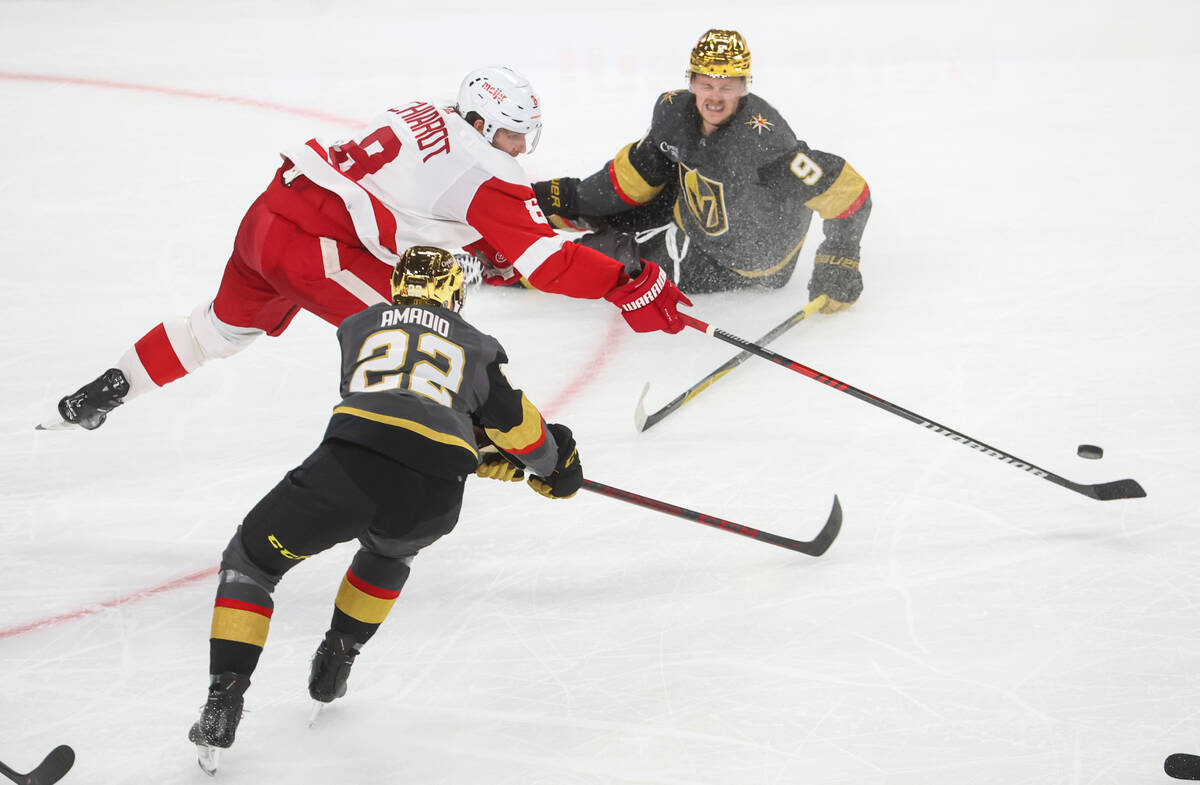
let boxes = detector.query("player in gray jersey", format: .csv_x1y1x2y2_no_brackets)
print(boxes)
533,29,872,312
186,246,580,775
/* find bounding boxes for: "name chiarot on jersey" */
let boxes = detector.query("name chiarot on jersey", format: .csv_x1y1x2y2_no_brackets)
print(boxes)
388,101,451,162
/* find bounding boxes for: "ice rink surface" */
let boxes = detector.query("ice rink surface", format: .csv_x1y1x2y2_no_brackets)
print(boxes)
2,1,1198,782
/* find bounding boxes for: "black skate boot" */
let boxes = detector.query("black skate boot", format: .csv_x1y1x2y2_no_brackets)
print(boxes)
308,629,360,704
188,672,250,775
55,368,130,430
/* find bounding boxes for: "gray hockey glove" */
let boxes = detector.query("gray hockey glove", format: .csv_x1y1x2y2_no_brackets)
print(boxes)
533,178,595,231
528,423,583,500
808,240,863,313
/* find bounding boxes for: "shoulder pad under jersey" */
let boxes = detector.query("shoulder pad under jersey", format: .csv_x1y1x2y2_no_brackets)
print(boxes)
444,111,530,187
730,93,798,152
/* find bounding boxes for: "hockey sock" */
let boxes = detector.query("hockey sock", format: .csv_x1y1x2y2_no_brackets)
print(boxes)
208,569,275,676
328,550,411,644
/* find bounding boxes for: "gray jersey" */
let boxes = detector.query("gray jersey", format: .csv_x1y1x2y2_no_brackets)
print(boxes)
323,302,559,480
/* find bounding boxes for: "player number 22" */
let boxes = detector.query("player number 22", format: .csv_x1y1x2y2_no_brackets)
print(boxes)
349,328,465,406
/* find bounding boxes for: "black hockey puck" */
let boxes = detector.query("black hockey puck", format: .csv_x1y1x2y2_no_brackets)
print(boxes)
1165,752,1200,780
1076,444,1103,460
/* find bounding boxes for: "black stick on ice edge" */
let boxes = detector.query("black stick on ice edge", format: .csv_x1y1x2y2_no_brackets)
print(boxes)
0,745,75,785
581,479,842,557
1166,753,1200,780
679,313,1146,502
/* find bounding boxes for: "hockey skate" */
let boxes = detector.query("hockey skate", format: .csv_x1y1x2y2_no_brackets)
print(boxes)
307,630,359,726
38,368,129,431
188,672,250,776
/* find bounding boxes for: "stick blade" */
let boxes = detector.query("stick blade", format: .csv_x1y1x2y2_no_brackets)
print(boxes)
1166,753,1200,780
34,417,76,431
1083,478,1147,501
634,382,652,432
33,745,75,785
805,495,843,557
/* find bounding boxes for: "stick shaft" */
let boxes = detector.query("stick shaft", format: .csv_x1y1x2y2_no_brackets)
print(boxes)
679,314,1145,501
638,295,827,431
580,479,842,556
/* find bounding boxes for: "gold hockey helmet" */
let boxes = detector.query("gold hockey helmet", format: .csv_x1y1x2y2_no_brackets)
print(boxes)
688,29,752,79
391,246,465,312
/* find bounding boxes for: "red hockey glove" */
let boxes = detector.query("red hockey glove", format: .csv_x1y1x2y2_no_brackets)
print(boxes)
463,239,522,287
604,261,692,334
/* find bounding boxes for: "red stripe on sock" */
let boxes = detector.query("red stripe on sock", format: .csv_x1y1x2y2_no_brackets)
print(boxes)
345,569,401,600
215,597,274,618
133,323,189,386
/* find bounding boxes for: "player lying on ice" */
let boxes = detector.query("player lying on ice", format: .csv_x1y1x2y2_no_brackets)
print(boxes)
530,29,872,310
188,246,583,774
43,65,690,431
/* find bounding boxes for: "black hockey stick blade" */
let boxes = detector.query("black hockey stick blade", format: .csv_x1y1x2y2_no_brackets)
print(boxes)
581,478,842,557
0,745,75,785
1070,477,1146,501
678,313,1147,503
1166,753,1200,780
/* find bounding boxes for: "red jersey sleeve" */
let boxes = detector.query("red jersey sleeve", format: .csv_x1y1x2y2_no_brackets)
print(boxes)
464,178,628,299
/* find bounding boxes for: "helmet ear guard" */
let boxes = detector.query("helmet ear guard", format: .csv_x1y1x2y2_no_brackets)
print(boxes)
687,29,752,81
456,65,543,153
391,246,465,313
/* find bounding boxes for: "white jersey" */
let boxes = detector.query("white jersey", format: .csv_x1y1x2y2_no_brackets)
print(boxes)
283,102,549,268
279,99,628,299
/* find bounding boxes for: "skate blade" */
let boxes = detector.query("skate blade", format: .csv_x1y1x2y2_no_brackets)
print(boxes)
196,744,221,776
308,700,325,728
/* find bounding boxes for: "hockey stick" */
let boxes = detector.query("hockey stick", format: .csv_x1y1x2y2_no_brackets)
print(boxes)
635,295,828,431
1166,753,1200,780
581,479,842,556
0,745,75,785
678,313,1146,502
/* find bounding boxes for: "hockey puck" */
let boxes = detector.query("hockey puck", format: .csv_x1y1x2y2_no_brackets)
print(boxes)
1165,752,1200,780
1076,444,1103,460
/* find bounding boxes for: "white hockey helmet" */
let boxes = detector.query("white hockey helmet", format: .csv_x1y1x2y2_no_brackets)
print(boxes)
456,66,542,153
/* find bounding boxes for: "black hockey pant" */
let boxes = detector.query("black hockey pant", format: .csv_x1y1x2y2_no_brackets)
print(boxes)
206,438,464,677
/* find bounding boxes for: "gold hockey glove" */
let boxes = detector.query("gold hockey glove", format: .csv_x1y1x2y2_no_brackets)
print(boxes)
476,450,524,482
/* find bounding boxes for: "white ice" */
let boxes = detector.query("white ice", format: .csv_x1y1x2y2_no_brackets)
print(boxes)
2,2,1198,783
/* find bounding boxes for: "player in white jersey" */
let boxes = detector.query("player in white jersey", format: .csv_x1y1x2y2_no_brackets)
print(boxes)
42,66,692,432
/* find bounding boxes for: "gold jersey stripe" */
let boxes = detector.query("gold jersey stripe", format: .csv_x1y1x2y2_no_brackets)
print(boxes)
610,143,665,205
484,393,545,455
335,575,398,625
332,406,477,456
730,234,808,278
211,606,271,648
805,162,868,220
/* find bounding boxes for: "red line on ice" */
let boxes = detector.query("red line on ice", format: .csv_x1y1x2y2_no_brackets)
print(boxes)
0,566,217,640
0,71,361,126
0,71,622,637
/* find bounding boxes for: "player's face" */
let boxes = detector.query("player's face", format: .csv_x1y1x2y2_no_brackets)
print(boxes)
491,127,528,157
690,74,746,133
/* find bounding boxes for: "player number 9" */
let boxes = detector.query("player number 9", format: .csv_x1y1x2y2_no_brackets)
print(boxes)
789,152,823,186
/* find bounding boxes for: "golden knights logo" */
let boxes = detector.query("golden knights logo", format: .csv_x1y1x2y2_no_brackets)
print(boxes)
678,163,729,236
